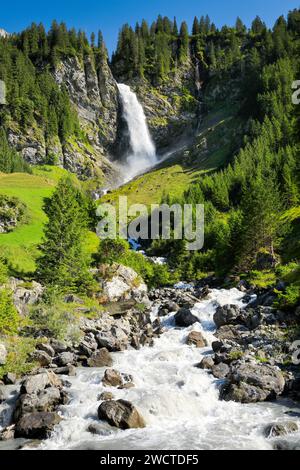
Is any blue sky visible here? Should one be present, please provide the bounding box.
[1,0,299,55]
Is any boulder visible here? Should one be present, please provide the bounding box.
[54,366,76,376]
[50,339,67,354]
[212,341,223,353]
[3,372,16,385]
[99,392,114,401]
[100,264,147,302]
[174,308,199,327]
[215,325,249,345]
[21,373,50,395]
[212,363,230,379]
[78,334,98,357]
[198,285,211,300]
[222,363,285,403]
[87,348,113,368]
[186,331,207,348]
[159,302,179,316]
[21,371,62,395]
[102,369,123,388]
[197,357,215,370]
[0,344,7,365]
[98,400,146,430]
[264,421,298,438]
[9,279,44,316]
[56,352,75,367]
[14,387,62,421]
[96,326,128,352]
[158,308,169,318]
[213,305,242,328]
[36,343,55,358]
[15,412,62,439]
[32,350,52,367]
[0,425,15,441]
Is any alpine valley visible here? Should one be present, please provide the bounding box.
[0,7,300,452]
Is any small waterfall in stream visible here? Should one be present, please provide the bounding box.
[117,84,157,182]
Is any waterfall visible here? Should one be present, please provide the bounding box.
[117,83,157,182]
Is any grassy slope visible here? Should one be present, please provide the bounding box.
[0,166,99,274]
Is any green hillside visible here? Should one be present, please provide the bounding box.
[0,166,99,274]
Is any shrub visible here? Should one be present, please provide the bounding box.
[0,337,37,380]
[29,297,83,343]
[0,288,22,335]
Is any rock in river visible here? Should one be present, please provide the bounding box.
[221,362,285,403]
[87,348,113,368]
[98,400,146,430]
[174,308,199,327]
[15,412,62,439]
[186,331,207,348]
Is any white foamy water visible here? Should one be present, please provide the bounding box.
[41,288,300,450]
[117,84,157,182]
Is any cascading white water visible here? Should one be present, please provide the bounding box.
[117,84,157,182]
[40,288,300,451]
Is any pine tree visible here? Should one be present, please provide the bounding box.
[238,175,281,269]
[192,17,200,36]
[173,17,178,36]
[251,16,266,34]
[236,17,246,33]
[37,178,93,292]
[178,21,189,64]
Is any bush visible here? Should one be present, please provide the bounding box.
[276,284,300,311]
[0,288,22,335]
[29,296,83,343]
[0,337,37,380]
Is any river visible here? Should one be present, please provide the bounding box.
[37,288,300,451]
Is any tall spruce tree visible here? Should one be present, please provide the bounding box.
[37,178,93,292]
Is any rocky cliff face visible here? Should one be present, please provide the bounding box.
[125,61,202,154]
[52,54,122,183]
[6,52,202,182]
[6,54,122,185]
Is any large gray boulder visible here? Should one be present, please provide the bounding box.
[100,264,147,302]
[9,278,44,316]
[213,305,242,328]
[14,387,62,421]
[214,304,263,331]
[174,308,199,327]
[21,371,62,395]
[15,412,62,439]
[98,400,146,430]
[56,352,75,367]
[222,363,285,403]
[96,326,128,352]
